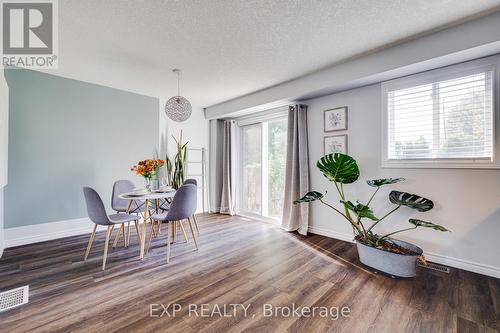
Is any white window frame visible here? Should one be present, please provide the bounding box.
[381,55,500,169]
[235,107,289,223]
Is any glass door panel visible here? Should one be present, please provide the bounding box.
[241,124,262,215]
[267,118,287,219]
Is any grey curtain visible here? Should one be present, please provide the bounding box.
[220,120,236,215]
[281,104,310,235]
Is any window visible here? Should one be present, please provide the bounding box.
[382,57,499,168]
[238,110,288,221]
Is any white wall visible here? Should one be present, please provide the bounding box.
[159,100,209,212]
[0,189,4,258]
[208,119,224,213]
[307,84,500,277]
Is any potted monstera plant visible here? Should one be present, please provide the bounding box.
[295,153,449,277]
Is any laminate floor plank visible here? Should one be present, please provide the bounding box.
[0,213,498,333]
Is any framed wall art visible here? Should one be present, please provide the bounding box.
[324,106,348,132]
[324,135,347,154]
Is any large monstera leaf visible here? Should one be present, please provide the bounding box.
[389,191,434,212]
[342,201,378,221]
[409,219,449,232]
[294,191,324,204]
[316,153,359,184]
[367,178,405,187]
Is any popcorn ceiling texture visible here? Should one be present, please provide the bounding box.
[45,0,500,109]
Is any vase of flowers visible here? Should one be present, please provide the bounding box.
[131,159,165,192]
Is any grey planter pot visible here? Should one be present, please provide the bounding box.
[356,239,423,278]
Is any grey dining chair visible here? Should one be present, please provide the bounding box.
[158,178,200,238]
[159,178,197,212]
[181,178,200,235]
[183,178,197,186]
[147,184,198,263]
[111,180,145,248]
[83,186,140,270]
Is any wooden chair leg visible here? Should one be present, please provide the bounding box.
[192,214,200,235]
[146,221,155,253]
[84,224,97,261]
[121,223,126,247]
[152,221,158,237]
[113,224,123,248]
[179,220,189,243]
[102,225,113,270]
[126,222,131,247]
[134,220,142,244]
[173,221,177,243]
[187,217,198,250]
[166,222,172,263]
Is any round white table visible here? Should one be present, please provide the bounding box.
[119,189,176,259]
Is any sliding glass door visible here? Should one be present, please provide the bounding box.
[239,115,287,221]
[241,124,262,215]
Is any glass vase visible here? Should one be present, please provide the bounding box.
[151,175,160,191]
[144,177,152,192]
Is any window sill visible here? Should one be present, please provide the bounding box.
[381,159,500,169]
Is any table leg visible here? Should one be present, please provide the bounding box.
[140,200,149,259]
[126,200,133,214]
[155,199,161,235]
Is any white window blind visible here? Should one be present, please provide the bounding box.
[386,68,494,162]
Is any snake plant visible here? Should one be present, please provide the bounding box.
[166,131,188,190]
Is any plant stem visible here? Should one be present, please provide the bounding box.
[319,199,348,220]
[334,181,354,221]
[366,187,380,206]
[366,205,400,233]
[319,199,362,235]
[358,217,367,236]
[333,181,344,200]
[376,226,418,245]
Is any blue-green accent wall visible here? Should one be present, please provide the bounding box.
[5,69,159,228]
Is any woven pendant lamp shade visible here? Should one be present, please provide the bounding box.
[165,69,192,122]
[165,96,192,122]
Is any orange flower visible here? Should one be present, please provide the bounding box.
[131,159,165,179]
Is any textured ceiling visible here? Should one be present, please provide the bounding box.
[47,0,500,110]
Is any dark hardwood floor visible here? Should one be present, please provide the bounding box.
[0,214,498,332]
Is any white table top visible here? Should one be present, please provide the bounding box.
[119,189,176,200]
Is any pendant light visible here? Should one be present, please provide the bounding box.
[165,69,192,122]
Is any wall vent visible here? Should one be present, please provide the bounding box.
[418,262,450,273]
[0,285,29,313]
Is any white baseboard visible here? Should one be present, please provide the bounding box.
[308,225,500,279]
[308,226,355,243]
[4,218,99,248]
[423,251,500,279]
[0,232,3,258]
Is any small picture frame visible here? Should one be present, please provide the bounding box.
[324,135,347,154]
[324,106,348,132]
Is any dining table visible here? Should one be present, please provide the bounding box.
[119,189,176,259]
